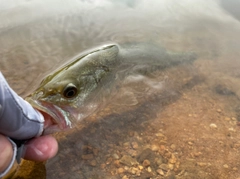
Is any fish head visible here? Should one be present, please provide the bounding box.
[26,44,120,131]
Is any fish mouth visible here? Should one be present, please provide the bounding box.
[26,97,72,134]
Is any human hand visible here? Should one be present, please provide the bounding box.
[0,72,58,177]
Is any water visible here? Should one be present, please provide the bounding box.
[1,0,240,178]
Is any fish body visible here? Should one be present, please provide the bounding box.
[26,43,196,131]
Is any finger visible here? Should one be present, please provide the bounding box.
[23,135,58,162]
[0,134,13,173]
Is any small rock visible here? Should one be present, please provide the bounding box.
[159,164,169,171]
[194,152,202,157]
[89,160,97,166]
[112,153,120,159]
[142,159,151,167]
[147,166,152,172]
[168,154,177,164]
[156,157,163,165]
[119,155,138,166]
[81,154,94,160]
[100,163,106,169]
[106,157,113,165]
[131,167,139,175]
[170,144,176,150]
[157,169,164,175]
[131,168,136,175]
[228,128,235,132]
[122,175,128,179]
[188,142,193,146]
[209,123,217,129]
[225,117,231,121]
[117,168,124,174]
[164,173,177,179]
[132,142,139,149]
[128,149,137,157]
[155,133,165,137]
[93,148,99,156]
[123,142,130,147]
[113,160,121,167]
[197,162,207,167]
[223,164,229,168]
[151,144,159,151]
[137,148,156,163]
[168,163,174,170]
[217,109,222,113]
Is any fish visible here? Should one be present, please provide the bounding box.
[26,43,196,133]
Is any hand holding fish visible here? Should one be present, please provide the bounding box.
[0,72,58,178]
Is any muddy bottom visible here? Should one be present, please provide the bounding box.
[11,55,240,179]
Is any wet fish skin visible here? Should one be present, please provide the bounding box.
[26,44,120,129]
[26,43,197,129]
[31,44,119,105]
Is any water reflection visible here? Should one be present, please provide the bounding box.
[0,0,240,178]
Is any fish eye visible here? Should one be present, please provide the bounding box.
[63,83,78,98]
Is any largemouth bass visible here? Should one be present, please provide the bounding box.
[26,43,196,133]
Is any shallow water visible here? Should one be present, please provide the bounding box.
[1,0,240,178]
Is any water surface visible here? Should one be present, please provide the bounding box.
[1,0,240,178]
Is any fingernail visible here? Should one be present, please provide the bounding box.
[30,141,49,157]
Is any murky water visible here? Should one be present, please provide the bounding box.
[1,0,240,178]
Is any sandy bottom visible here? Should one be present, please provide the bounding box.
[10,54,240,179]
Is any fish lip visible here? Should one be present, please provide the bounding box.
[26,97,71,130]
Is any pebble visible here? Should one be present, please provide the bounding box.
[197,162,207,167]
[142,159,151,167]
[156,158,163,165]
[233,167,238,171]
[159,164,169,171]
[117,168,124,174]
[228,128,235,132]
[151,144,159,151]
[168,163,174,170]
[119,155,138,166]
[130,167,139,175]
[155,133,165,137]
[223,164,229,168]
[170,144,176,150]
[81,154,94,160]
[168,154,177,164]
[122,175,128,179]
[113,160,121,167]
[194,152,202,157]
[100,163,106,169]
[136,148,155,163]
[225,117,231,121]
[147,166,152,172]
[217,109,222,113]
[132,142,139,149]
[112,153,120,159]
[123,142,130,147]
[157,169,164,175]
[89,160,97,166]
[106,157,112,165]
[128,149,137,157]
[93,148,99,156]
[209,123,217,129]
